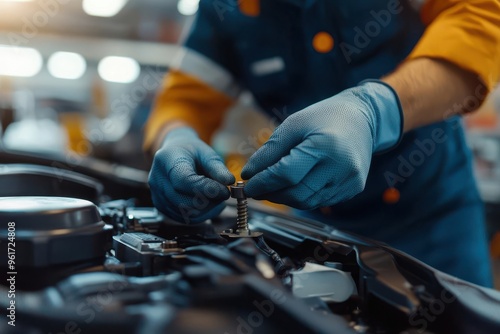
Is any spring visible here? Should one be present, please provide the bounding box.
[236,199,249,231]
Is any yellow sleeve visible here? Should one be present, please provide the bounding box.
[143,70,234,153]
[407,0,500,90]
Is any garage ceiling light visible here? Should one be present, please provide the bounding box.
[47,52,87,80]
[82,0,128,17]
[98,56,140,84]
[0,45,42,77]
[177,0,199,16]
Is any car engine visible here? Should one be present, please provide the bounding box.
[1,162,500,334]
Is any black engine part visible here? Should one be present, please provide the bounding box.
[0,164,103,203]
[0,180,499,333]
[0,196,112,290]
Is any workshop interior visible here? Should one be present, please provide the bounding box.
[1,1,500,333]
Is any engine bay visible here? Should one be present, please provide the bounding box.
[1,163,500,334]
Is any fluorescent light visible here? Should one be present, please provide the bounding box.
[0,45,42,77]
[47,52,86,80]
[177,0,199,16]
[98,56,140,84]
[82,0,128,17]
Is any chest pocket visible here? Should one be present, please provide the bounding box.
[334,0,415,65]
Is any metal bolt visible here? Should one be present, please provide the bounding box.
[231,181,249,235]
[220,182,261,238]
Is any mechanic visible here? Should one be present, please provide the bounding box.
[144,0,500,287]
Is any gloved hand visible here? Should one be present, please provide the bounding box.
[241,80,403,209]
[149,127,235,223]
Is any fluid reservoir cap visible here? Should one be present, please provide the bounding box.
[290,262,357,302]
[0,196,102,231]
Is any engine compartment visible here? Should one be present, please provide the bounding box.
[1,163,500,334]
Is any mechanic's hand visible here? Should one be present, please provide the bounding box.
[241,80,403,209]
[149,127,235,223]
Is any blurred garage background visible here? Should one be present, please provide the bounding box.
[0,0,499,288]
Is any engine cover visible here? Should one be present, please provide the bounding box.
[0,196,112,289]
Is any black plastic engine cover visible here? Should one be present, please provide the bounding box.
[0,164,103,203]
[0,196,112,267]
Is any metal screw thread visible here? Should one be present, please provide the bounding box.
[236,199,249,232]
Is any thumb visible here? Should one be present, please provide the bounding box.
[241,122,302,180]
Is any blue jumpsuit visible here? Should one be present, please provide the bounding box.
[176,0,494,286]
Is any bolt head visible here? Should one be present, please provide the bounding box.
[230,182,246,199]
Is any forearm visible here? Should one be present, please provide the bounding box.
[143,70,233,155]
[382,57,487,132]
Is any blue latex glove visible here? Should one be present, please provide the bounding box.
[241,80,403,209]
[148,127,235,223]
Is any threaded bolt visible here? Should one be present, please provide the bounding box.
[231,181,250,235]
